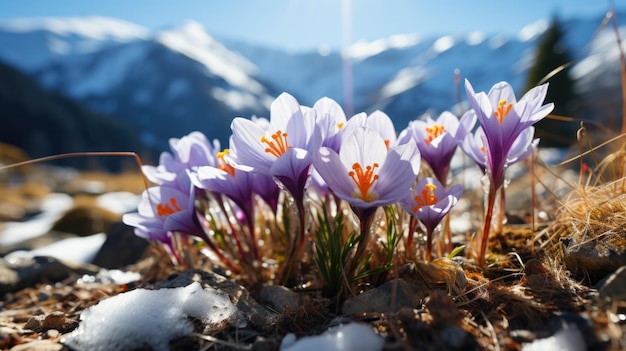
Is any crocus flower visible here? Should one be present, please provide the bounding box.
[342,110,398,148]
[464,79,553,265]
[314,126,420,210]
[461,122,539,173]
[314,125,420,277]
[142,131,219,192]
[191,146,280,262]
[229,93,321,278]
[409,111,476,184]
[464,80,553,187]
[229,92,320,200]
[122,183,204,263]
[313,96,347,153]
[400,177,462,261]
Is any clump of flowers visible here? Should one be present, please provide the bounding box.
[122,78,551,292]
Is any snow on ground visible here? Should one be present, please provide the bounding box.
[0,193,73,246]
[62,282,237,351]
[4,233,106,264]
[280,322,385,351]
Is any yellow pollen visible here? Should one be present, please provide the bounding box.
[348,162,379,201]
[494,99,513,124]
[337,122,345,129]
[217,149,235,176]
[156,197,182,216]
[425,124,446,145]
[261,130,291,158]
[412,183,438,212]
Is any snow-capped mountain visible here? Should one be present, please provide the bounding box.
[0,13,621,152]
[0,17,277,150]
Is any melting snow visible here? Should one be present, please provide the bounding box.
[466,31,485,46]
[156,20,264,95]
[62,282,236,351]
[0,16,150,41]
[348,34,420,60]
[5,233,106,264]
[211,87,270,111]
[0,193,73,246]
[522,325,585,351]
[432,35,455,53]
[280,322,384,351]
[518,19,549,42]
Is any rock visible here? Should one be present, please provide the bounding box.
[91,222,150,269]
[562,236,626,284]
[51,204,120,236]
[260,285,301,312]
[342,279,423,315]
[441,325,468,349]
[597,265,626,303]
[155,269,275,329]
[0,256,99,294]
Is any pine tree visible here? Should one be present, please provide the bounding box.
[524,16,579,147]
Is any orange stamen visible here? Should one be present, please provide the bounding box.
[337,122,345,129]
[412,183,438,212]
[156,197,182,216]
[217,149,235,176]
[424,124,446,145]
[494,100,513,124]
[261,130,291,158]
[348,162,379,201]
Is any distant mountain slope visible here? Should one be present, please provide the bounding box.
[0,13,622,152]
[0,60,146,170]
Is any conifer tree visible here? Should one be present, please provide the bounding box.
[524,16,578,147]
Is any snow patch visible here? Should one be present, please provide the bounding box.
[280,322,384,351]
[0,16,150,41]
[466,31,485,46]
[67,43,149,97]
[0,193,73,245]
[518,19,549,42]
[156,21,264,94]
[522,325,585,351]
[211,87,269,111]
[62,282,236,351]
[5,233,106,264]
[348,34,420,60]
[432,35,455,53]
[379,67,426,99]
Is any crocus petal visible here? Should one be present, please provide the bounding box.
[374,142,421,205]
[340,127,388,172]
[313,147,358,202]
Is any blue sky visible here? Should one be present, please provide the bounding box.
[0,0,621,51]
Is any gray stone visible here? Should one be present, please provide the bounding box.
[342,279,423,315]
[260,285,301,312]
[597,265,626,302]
[0,256,99,294]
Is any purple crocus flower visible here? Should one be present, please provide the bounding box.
[461,123,539,173]
[464,79,553,265]
[464,80,553,187]
[314,125,420,276]
[313,96,347,153]
[229,92,320,199]
[142,131,219,192]
[229,93,321,278]
[409,111,476,184]
[314,126,421,210]
[342,110,398,148]
[122,183,204,262]
[400,177,462,261]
